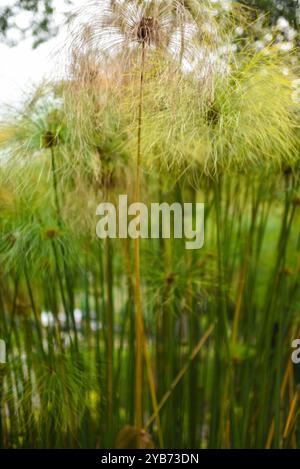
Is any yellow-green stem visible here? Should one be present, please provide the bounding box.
[134,42,145,429]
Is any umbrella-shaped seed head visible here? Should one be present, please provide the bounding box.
[136,16,160,45]
[42,130,59,149]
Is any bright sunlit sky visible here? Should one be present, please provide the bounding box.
[0,0,85,109]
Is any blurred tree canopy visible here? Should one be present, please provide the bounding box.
[0,0,299,48]
[0,0,72,48]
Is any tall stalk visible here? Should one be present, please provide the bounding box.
[105,238,114,427]
[134,41,145,429]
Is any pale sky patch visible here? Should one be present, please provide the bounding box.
[0,0,85,110]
